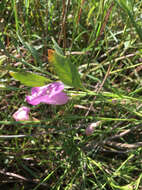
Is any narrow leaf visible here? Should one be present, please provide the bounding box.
[51,37,63,55]
[17,34,41,64]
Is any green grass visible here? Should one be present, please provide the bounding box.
[0,0,142,189]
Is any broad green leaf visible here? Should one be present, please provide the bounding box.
[10,71,51,87]
[48,49,83,89]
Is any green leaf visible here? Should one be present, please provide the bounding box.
[51,37,63,55]
[17,34,42,65]
[48,50,83,89]
[10,71,51,87]
[48,39,83,89]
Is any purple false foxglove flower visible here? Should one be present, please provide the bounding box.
[13,106,30,121]
[26,81,68,106]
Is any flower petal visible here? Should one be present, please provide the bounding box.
[13,106,30,121]
[31,86,48,95]
[26,81,68,105]
[47,82,64,97]
[42,92,68,105]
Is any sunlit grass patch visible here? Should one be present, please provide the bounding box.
[0,0,142,189]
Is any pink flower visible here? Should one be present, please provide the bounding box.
[13,106,30,121]
[26,81,68,106]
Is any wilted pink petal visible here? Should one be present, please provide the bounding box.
[85,121,101,136]
[26,81,68,105]
[85,124,95,136]
[13,106,30,121]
